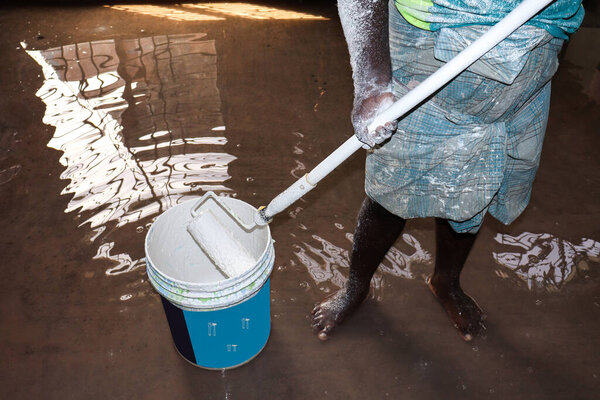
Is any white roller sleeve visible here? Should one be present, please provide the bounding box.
[261,0,554,223]
[187,210,256,278]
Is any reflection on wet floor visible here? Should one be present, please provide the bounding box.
[107,3,328,22]
[293,230,432,300]
[181,3,328,20]
[493,232,600,291]
[27,33,234,276]
[107,4,225,22]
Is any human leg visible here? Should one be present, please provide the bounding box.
[428,218,485,341]
[311,196,406,340]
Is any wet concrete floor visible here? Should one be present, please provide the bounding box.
[0,1,599,399]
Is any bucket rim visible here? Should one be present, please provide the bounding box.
[144,196,273,288]
[146,242,274,300]
[146,242,274,295]
[148,257,273,311]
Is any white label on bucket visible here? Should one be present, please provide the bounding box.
[227,344,238,352]
[241,318,250,330]
[208,322,217,336]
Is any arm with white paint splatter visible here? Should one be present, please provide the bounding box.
[338,0,397,147]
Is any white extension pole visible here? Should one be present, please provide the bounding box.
[261,0,554,223]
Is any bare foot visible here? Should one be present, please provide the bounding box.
[427,276,486,341]
[310,287,368,341]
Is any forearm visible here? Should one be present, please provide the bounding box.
[337,0,392,99]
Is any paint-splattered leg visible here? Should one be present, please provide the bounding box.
[311,197,405,340]
[428,218,485,341]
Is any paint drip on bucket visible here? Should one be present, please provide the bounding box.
[145,196,274,369]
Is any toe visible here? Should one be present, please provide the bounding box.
[310,315,324,329]
[318,324,334,341]
[457,322,475,342]
[458,316,486,341]
[425,275,433,288]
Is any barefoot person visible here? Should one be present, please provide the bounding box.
[311,0,584,341]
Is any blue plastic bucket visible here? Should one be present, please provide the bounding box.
[145,197,275,369]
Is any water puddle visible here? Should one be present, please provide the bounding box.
[27,33,235,293]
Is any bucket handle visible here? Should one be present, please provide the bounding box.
[191,191,256,232]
